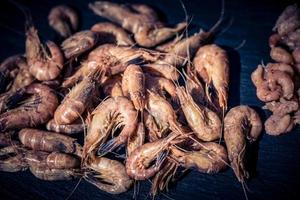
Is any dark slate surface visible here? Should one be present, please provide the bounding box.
[1,0,300,200]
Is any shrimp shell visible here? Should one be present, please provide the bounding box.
[46,119,85,135]
[29,165,79,181]
[265,114,294,136]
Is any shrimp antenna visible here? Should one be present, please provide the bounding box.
[7,0,32,27]
[64,177,83,200]
[234,39,247,50]
[209,0,226,34]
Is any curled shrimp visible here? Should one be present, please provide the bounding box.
[224,105,262,183]
[0,84,59,131]
[82,96,138,160]
[89,1,187,47]
[0,55,27,93]
[251,65,293,102]
[142,63,179,81]
[46,119,85,135]
[91,22,134,46]
[193,44,229,111]
[54,71,100,125]
[127,122,145,156]
[176,86,221,141]
[265,114,294,136]
[126,133,179,180]
[84,156,133,194]
[25,151,80,169]
[29,165,80,181]
[19,128,82,156]
[102,75,124,97]
[170,142,228,173]
[270,47,294,64]
[48,5,79,38]
[26,25,64,81]
[122,64,145,111]
[0,145,27,172]
[61,30,98,59]
[62,44,159,88]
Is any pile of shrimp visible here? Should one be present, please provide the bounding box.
[251,4,300,136]
[1,1,269,198]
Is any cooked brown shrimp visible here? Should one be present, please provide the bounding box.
[0,55,27,93]
[144,111,161,142]
[82,96,138,160]
[89,1,187,47]
[193,44,229,111]
[122,64,145,111]
[265,114,294,136]
[270,47,294,64]
[264,62,294,77]
[48,5,79,38]
[46,119,85,135]
[127,122,145,156]
[145,74,177,101]
[54,71,99,125]
[224,105,262,183]
[263,98,299,115]
[19,128,82,156]
[176,86,221,141]
[170,142,228,173]
[126,133,179,180]
[29,165,79,181]
[185,70,207,107]
[25,151,80,169]
[252,67,281,102]
[62,44,159,88]
[0,144,27,172]
[10,67,35,92]
[102,75,124,97]
[26,25,64,81]
[0,84,59,131]
[142,63,179,81]
[84,156,133,194]
[91,22,134,46]
[282,28,300,50]
[61,30,98,59]
[0,132,20,147]
[146,91,186,135]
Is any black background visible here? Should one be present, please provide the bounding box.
[1,0,300,200]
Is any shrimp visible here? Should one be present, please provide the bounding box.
[84,156,133,194]
[185,70,207,107]
[282,28,300,50]
[176,86,221,141]
[145,74,178,101]
[193,44,229,111]
[224,105,262,183]
[265,114,294,136]
[0,145,27,172]
[127,122,145,156]
[0,84,59,131]
[170,142,228,173]
[146,91,186,136]
[122,64,145,111]
[26,25,64,81]
[29,165,80,181]
[268,33,281,48]
[62,44,159,88]
[144,111,161,142]
[102,75,124,97]
[251,65,290,102]
[0,132,20,147]
[82,97,137,160]
[264,62,294,77]
[0,55,27,93]
[270,47,294,64]
[48,5,79,38]
[263,98,299,115]
[10,67,35,92]
[89,1,187,47]
[125,133,179,180]
[25,151,80,169]
[91,22,134,46]
[61,30,98,59]
[18,128,82,156]
[46,119,85,135]
[54,70,100,125]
